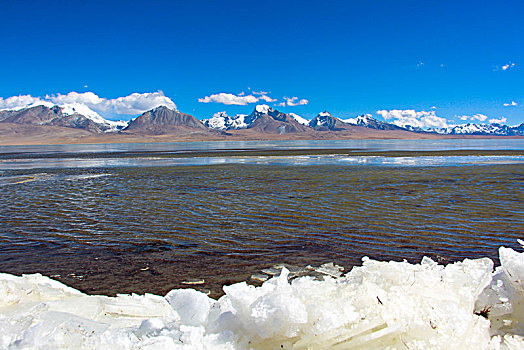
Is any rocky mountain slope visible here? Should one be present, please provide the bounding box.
[1,102,522,138]
[309,111,353,131]
[202,112,248,130]
[245,105,311,134]
[0,105,125,133]
[430,123,524,136]
[123,106,209,135]
[342,114,406,131]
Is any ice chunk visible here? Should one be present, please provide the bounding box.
[315,262,344,278]
[165,289,212,327]
[476,246,524,340]
[3,245,524,348]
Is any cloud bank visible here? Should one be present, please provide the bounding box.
[376,109,449,129]
[198,93,259,105]
[488,117,507,124]
[198,91,307,107]
[456,114,488,122]
[0,91,177,117]
[47,91,177,115]
[283,97,309,106]
[0,95,50,110]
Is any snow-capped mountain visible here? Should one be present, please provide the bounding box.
[0,104,128,133]
[245,104,283,125]
[309,111,351,131]
[342,114,405,131]
[203,111,248,130]
[430,123,524,136]
[245,105,311,134]
[2,99,522,138]
[58,103,128,131]
[288,113,310,125]
[309,111,331,127]
[124,106,208,135]
[203,105,311,134]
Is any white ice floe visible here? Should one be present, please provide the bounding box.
[2,245,524,349]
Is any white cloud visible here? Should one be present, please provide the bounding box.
[0,95,49,110]
[376,109,449,129]
[0,91,177,116]
[106,92,176,115]
[46,91,177,115]
[252,91,269,96]
[198,91,306,106]
[198,92,259,105]
[455,114,488,122]
[259,95,277,103]
[472,114,487,122]
[503,101,518,107]
[454,114,509,125]
[284,96,309,106]
[48,91,105,107]
[501,62,516,71]
[489,117,507,124]
[198,91,279,105]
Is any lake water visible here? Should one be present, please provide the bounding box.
[1,138,524,155]
[0,139,522,297]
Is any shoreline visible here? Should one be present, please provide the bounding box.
[0,123,523,147]
[1,244,524,348]
[1,147,524,160]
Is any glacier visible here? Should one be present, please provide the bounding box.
[2,245,524,349]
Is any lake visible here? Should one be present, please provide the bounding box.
[0,139,522,297]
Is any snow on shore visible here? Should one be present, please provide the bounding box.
[2,245,524,349]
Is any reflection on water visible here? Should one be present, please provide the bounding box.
[0,161,522,297]
[0,154,523,170]
[1,138,524,155]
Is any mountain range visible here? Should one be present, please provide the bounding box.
[200,106,523,136]
[0,103,523,139]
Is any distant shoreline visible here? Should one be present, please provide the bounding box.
[3,148,523,160]
[0,123,523,147]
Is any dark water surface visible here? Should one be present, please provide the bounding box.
[0,140,523,297]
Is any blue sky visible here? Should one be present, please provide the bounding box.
[0,0,522,127]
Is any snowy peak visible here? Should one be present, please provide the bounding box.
[309,111,332,127]
[58,103,126,131]
[342,114,373,126]
[60,103,104,122]
[246,104,279,125]
[203,111,248,130]
[288,113,310,126]
[255,104,271,114]
[0,104,128,133]
[308,111,348,130]
[342,114,404,131]
[432,123,524,136]
[204,105,310,134]
[242,105,311,134]
[0,103,128,132]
